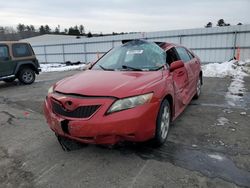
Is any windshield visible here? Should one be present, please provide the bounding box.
[92,40,166,71]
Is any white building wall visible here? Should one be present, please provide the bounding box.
[23,25,250,64]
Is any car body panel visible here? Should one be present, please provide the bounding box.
[44,40,202,145]
[55,70,163,98]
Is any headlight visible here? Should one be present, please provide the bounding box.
[107,93,153,114]
[48,86,54,94]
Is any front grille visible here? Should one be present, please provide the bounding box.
[51,100,100,118]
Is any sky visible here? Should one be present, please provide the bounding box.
[0,0,249,33]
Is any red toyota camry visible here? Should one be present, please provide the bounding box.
[44,40,202,148]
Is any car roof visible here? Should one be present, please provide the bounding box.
[156,42,182,50]
[0,41,30,45]
[121,39,180,51]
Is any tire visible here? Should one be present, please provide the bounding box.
[193,76,202,99]
[153,99,171,146]
[18,68,36,84]
[3,77,16,83]
[56,135,88,151]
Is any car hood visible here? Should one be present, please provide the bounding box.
[54,70,163,98]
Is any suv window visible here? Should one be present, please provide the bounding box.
[12,43,32,57]
[175,47,191,63]
[0,45,9,61]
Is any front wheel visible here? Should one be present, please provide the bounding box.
[153,99,171,146]
[18,68,36,84]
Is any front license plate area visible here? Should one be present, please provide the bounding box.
[61,119,70,135]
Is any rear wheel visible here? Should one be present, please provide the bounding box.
[193,76,202,99]
[153,99,171,146]
[18,68,36,84]
[3,77,16,83]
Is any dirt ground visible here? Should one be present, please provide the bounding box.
[0,70,249,188]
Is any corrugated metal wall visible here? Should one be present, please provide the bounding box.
[26,24,250,64]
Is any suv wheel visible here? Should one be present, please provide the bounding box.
[3,77,16,83]
[18,68,36,84]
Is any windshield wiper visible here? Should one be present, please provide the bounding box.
[99,65,114,71]
[151,65,165,71]
[121,65,143,71]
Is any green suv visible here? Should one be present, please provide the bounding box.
[0,41,41,84]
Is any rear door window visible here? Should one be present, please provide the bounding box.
[0,45,9,61]
[175,47,191,63]
[12,43,32,57]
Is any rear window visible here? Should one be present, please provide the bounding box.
[12,43,32,57]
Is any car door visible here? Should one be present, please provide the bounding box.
[0,44,14,77]
[175,47,195,98]
[186,49,200,87]
[166,47,189,115]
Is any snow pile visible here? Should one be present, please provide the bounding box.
[202,60,249,78]
[40,63,87,73]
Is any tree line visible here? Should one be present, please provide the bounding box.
[0,23,133,38]
[205,19,243,28]
[2,24,93,37]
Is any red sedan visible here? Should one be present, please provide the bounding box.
[44,40,202,148]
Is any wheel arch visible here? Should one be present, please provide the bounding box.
[15,62,38,75]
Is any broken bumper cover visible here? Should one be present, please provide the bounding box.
[43,94,160,145]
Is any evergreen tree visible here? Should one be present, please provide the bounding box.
[44,25,51,33]
[17,23,25,33]
[87,32,93,37]
[39,25,46,34]
[205,22,212,28]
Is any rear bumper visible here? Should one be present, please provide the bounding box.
[36,67,41,74]
[44,94,160,145]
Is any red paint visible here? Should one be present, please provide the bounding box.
[44,42,202,145]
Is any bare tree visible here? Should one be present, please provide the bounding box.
[79,25,85,34]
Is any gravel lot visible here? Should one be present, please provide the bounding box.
[0,70,249,188]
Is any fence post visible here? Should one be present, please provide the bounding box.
[44,45,47,63]
[84,43,87,63]
[62,44,65,63]
[179,35,182,44]
[233,31,238,59]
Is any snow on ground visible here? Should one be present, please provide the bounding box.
[202,60,249,78]
[202,60,250,107]
[40,63,87,73]
[225,74,246,107]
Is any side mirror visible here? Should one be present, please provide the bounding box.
[86,62,94,70]
[170,60,184,72]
